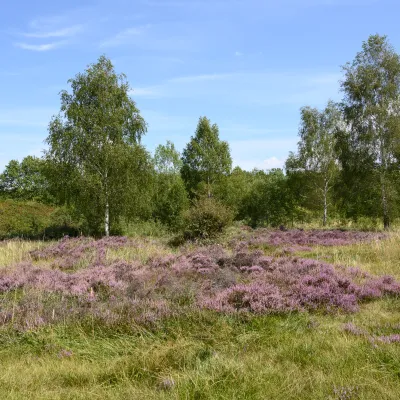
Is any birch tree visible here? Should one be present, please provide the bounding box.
[287,101,341,226]
[45,55,148,236]
[181,116,232,198]
[341,34,400,229]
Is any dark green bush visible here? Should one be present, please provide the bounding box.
[0,200,80,239]
[182,197,233,240]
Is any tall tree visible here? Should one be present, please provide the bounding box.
[181,116,232,198]
[286,101,341,226]
[341,34,400,229]
[45,55,149,236]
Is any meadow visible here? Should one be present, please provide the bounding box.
[1,228,400,399]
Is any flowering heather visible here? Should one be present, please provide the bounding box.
[342,322,400,346]
[240,229,387,248]
[29,235,130,269]
[201,256,400,314]
[202,282,298,314]
[0,234,400,330]
[333,386,360,400]
[343,323,368,336]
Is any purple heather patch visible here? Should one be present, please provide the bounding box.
[0,233,398,330]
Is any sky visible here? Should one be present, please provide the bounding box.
[1,0,400,171]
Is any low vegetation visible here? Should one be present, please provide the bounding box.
[1,228,400,399]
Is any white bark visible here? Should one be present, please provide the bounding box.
[105,200,110,237]
[104,171,110,236]
[323,178,328,227]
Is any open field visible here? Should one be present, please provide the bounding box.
[1,229,400,399]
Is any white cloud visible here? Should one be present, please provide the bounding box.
[235,51,243,56]
[261,156,286,169]
[11,14,86,51]
[22,24,83,38]
[14,42,65,51]
[131,87,162,97]
[131,70,341,107]
[99,23,193,51]
[233,157,287,171]
[229,138,297,170]
[100,25,151,47]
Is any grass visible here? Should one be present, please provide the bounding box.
[1,230,400,399]
[0,240,47,267]
[306,232,400,278]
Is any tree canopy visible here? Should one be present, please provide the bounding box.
[45,55,151,236]
[181,116,232,198]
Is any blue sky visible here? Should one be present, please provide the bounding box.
[1,0,399,171]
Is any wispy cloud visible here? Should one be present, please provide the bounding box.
[235,51,243,56]
[100,23,194,51]
[131,70,341,107]
[22,24,83,38]
[14,42,65,52]
[12,14,85,52]
[100,25,151,47]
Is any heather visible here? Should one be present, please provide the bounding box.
[1,234,400,331]
[2,229,400,399]
[233,228,387,249]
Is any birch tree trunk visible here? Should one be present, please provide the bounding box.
[381,174,390,230]
[322,177,328,227]
[104,172,110,236]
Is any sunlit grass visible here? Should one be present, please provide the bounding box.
[2,308,400,399]
[1,230,400,399]
[305,231,400,278]
[106,240,174,264]
[0,240,47,268]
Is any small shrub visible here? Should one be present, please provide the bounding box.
[182,197,233,240]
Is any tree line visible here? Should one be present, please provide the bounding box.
[1,34,400,236]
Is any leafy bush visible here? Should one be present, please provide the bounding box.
[0,200,80,239]
[182,197,233,240]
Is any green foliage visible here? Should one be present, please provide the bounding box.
[286,101,341,226]
[182,197,233,240]
[213,167,253,217]
[153,174,189,229]
[154,140,183,174]
[240,169,293,227]
[0,156,53,203]
[0,200,80,239]
[181,116,232,198]
[119,218,169,238]
[152,142,189,229]
[44,55,151,236]
[340,34,400,229]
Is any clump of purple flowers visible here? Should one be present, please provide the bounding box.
[0,234,399,330]
[333,385,360,400]
[29,235,130,270]
[240,229,386,248]
[201,256,399,314]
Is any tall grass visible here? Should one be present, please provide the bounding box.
[0,240,46,267]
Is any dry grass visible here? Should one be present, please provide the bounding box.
[0,240,47,268]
